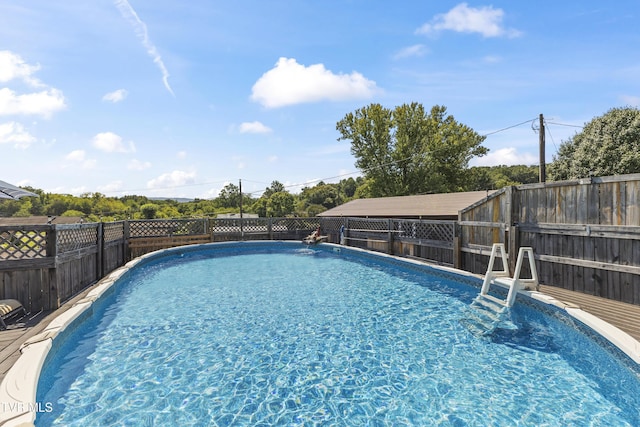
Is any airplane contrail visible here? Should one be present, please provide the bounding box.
[114,0,175,96]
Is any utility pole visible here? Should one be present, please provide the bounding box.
[239,178,243,219]
[539,113,546,183]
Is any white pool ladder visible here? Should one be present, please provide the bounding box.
[464,244,538,336]
[479,243,538,308]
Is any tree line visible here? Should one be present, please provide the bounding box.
[0,166,538,221]
[2,104,638,221]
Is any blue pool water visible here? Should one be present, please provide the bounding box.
[36,243,640,426]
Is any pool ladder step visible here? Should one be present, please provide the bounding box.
[479,243,538,308]
[464,295,510,336]
[463,243,538,336]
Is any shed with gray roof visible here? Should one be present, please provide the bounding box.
[318,191,494,219]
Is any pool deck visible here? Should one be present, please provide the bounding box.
[0,283,99,382]
[1,283,640,383]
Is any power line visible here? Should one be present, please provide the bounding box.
[103,117,559,198]
[543,118,559,153]
[545,121,583,128]
[482,118,538,136]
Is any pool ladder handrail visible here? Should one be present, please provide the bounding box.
[479,243,539,308]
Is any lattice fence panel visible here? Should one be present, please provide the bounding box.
[348,218,389,232]
[0,229,48,259]
[272,218,318,231]
[210,219,241,234]
[239,219,270,233]
[103,222,125,242]
[57,226,99,253]
[394,220,455,242]
[320,217,345,233]
[129,219,207,237]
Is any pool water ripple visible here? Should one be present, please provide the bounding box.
[36,247,640,426]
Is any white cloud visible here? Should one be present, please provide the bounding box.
[177,151,187,159]
[393,44,429,60]
[0,51,66,118]
[0,121,36,149]
[251,57,378,108]
[98,181,124,193]
[416,3,521,38]
[114,0,174,96]
[620,95,640,107]
[0,51,43,87]
[102,89,128,103]
[267,155,278,163]
[147,170,196,189]
[0,87,66,118]
[92,131,136,153]
[65,149,97,169]
[239,121,272,134]
[483,55,502,63]
[69,186,88,195]
[128,159,151,170]
[471,147,537,166]
[65,149,86,162]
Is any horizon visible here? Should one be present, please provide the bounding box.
[1,1,638,199]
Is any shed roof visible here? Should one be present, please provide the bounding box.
[318,190,494,219]
[0,216,83,226]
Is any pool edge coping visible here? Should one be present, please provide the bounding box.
[1,241,639,426]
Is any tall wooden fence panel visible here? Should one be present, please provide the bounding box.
[102,221,127,276]
[461,174,640,305]
[53,224,100,308]
[0,225,54,312]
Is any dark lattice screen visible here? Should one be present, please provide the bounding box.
[0,228,48,259]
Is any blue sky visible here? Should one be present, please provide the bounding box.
[1,1,639,199]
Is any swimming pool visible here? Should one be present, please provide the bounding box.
[6,242,640,425]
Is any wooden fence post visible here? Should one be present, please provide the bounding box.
[345,218,350,247]
[97,222,104,279]
[205,218,211,242]
[506,186,519,274]
[387,219,393,255]
[46,225,59,310]
[453,222,461,269]
[123,220,130,262]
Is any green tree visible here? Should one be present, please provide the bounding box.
[140,203,160,219]
[301,184,340,209]
[337,103,487,196]
[266,192,295,217]
[47,195,72,216]
[466,165,539,190]
[339,177,358,198]
[61,209,86,218]
[548,107,640,180]
[251,197,268,217]
[216,183,242,209]
[262,181,286,198]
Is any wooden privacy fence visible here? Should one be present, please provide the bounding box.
[0,222,126,313]
[2,173,640,313]
[459,174,640,305]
